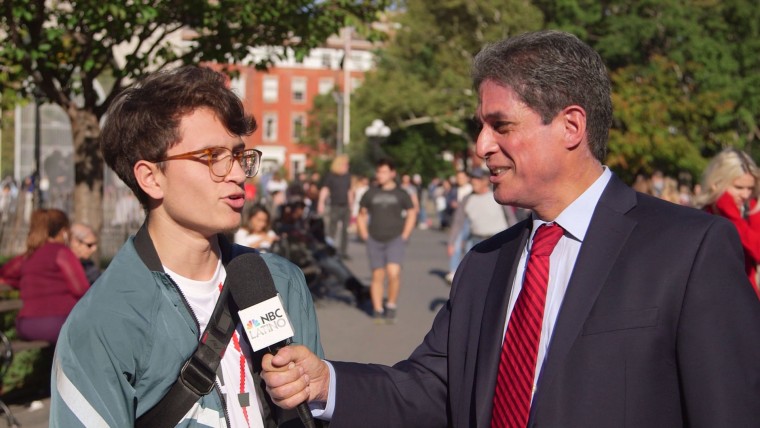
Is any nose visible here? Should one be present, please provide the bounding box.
[475,126,497,160]
[226,157,247,184]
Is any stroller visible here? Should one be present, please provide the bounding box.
[272,201,369,306]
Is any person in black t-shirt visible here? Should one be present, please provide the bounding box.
[318,155,353,259]
[357,159,416,323]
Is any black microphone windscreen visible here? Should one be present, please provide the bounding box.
[227,253,277,309]
[228,253,314,427]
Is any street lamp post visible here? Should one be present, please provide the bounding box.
[332,91,344,155]
[364,119,390,162]
[342,27,352,151]
[33,88,44,210]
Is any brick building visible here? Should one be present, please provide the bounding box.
[234,28,377,178]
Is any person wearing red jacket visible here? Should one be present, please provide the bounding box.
[0,208,90,342]
[698,148,760,299]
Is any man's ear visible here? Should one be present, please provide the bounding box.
[134,160,164,201]
[561,105,587,150]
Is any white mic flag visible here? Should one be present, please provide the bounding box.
[238,294,295,352]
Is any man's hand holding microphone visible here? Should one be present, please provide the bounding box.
[261,345,331,410]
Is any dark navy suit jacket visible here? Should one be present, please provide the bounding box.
[330,174,760,427]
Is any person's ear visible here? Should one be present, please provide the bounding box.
[134,160,165,201]
[560,105,587,150]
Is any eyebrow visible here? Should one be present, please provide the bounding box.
[198,140,246,152]
[481,111,513,123]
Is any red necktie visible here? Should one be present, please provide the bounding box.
[491,223,564,428]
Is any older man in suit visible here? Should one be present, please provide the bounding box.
[261,30,760,427]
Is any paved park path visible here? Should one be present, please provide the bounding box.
[315,227,452,365]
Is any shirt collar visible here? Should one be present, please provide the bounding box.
[531,166,612,242]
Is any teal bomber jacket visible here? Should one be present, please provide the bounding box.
[50,227,324,427]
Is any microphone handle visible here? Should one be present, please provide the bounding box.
[267,340,317,428]
[295,402,318,428]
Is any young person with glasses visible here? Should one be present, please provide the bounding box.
[50,66,325,427]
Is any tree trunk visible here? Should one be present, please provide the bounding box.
[68,107,104,235]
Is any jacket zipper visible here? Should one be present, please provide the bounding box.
[166,274,232,428]
[215,382,232,428]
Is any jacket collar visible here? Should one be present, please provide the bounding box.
[133,221,236,272]
[474,174,639,426]
[529,174,638,421]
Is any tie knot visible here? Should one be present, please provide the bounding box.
[530,223,564,257]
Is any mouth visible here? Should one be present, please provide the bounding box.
[487,165,512,182]
[225,193,246,210]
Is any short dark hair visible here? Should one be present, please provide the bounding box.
[249,204,271,222]
[100,66,257,208]
[375,158,396,171]
[471,30,612,162]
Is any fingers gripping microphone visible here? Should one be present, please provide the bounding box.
[227,253,316,428]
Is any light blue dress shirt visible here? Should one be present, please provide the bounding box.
[508,167,611,399]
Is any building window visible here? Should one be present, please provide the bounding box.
[292,77,307,104]
[321,53,332,69]
[230,75,246,100]
[263,76,278,103]
[318,78,334,95]
[292,114,305,141]
[263,113,278,142]
[290,154,306,178]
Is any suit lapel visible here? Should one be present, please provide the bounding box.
[530,175,638,419]
[474,223,531,426]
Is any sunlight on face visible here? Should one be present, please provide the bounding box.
[726,172,756,208]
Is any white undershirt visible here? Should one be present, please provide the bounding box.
[166,261,264,428]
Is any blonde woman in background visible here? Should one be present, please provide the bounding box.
[696,148,760,298]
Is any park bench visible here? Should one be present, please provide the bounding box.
[0,285,52,427]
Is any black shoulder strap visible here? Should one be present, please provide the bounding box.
[135,272,236,427]
[134,227,261,427]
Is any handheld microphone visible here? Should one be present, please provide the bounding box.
[227,253,316,428]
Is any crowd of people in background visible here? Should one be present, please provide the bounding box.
[632,168,699,207]
[234,148,760,304]
[0,144,758,351]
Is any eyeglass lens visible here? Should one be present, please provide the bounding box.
[78,238,97,248]
[210,149,260,178]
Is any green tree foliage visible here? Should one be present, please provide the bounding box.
[538,0,760,182]
[608,56,720,177]
[382,126,458,180]
[347,0,543,180]
[0,0,386,231]
[302,93,340,151]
